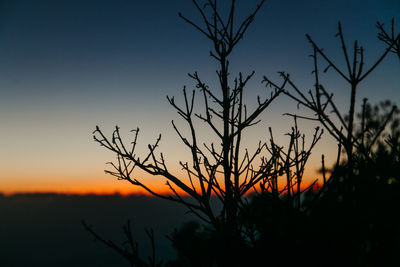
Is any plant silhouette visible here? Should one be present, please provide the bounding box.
[91,0,318,238]
[84,1,400,266]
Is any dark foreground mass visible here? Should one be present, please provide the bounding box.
[0,193,194,267]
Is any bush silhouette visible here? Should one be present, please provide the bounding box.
[85,1,400,266]
[306,103,400,266]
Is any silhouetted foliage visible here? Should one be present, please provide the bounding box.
[90,0,320,254]
[305,102,400,266]
[87,2,400,266]
[167,220,253,267]
[263,18,400,266]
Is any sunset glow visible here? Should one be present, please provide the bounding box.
[1,0,398,196]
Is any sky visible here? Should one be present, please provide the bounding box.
[0,0,399,195]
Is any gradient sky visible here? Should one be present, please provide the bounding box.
[1,0,399,195]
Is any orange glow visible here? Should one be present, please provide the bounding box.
[0,103,338,197]
[0,172,323,197]
[0,177,178,196]
[1,148,329,196]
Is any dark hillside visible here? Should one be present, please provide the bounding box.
[0,193,195,267]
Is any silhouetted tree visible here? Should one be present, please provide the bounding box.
[264,20,399,190]
[86,2,400,266]
[263,19,400,267]
[93,0,319,234]
[88,1,324,266]
[305,102,400,266]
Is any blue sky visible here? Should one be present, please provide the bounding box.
[0,0,399,194]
